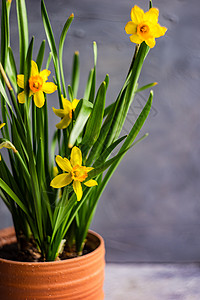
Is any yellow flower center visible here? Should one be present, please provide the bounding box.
[137,23,151,39]
[71,165,88,182]
[29,75,43,93]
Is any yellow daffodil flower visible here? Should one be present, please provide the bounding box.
[125,5,167,48]
[50,146,98,201]
[52,95,79,129]
[17,60,57,108]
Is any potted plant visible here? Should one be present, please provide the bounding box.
[0,0,167,298]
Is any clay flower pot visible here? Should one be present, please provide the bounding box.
[0,227,105,300]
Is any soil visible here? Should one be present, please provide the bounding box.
[0,241,93,262]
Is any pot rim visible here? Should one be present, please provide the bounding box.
[0,227,104,266]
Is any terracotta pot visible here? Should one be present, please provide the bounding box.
[0,227,105,300]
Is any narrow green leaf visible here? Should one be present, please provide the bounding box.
[104,74,109,90]
[68,85,74,102]
[136,82,157,93]
[16,0,29,73]
[36,40,46,71]
[97,91,153,197]
[93,135,127,167]
[93,41,97,67]
[105,42,149,146]
[7,47,18,92]
[41,0,62,107]
[68,99,93,148]
[0,79,12,111]
[24,37,34,103]
[0,178,29,215]
[82,81,106,148]
[88,42,97,103]
[86,147,131,180]
[71,51,80,99]
[59,14,74,98]
[1,0,9,69]
[103,102,114,118]
[88,91,153,181]
[46,52,52,69]
[83,68,94,100]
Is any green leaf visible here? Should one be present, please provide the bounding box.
[68,99,93,148]
[0,78,12,111]
[68,85,74,102]
[71,51,80,99]
[1,0,9,69]
[86,147,131,180]
[103,102,114,118]
[16,0,29,73]
[98,91,153,195]
[136,82,157,93]
[84,68,94,101]
[0,178,29,216]
[36,40,46,71]
[93,135,127,167]
[41,0,62,107]
[105,42,149,147]
[7,47,18,92]
[46,52,52,69]
[59,14,74,98]
[24,37,34,102]
[82,81,106,148]
[88,41,97,103]
[104,74,109,90]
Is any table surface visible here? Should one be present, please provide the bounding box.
[104,263,200,300]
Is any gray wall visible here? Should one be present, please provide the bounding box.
[0,0,200,262]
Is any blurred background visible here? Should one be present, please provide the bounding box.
[0,0,200,263]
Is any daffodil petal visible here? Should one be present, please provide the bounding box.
[130,34,143,44]
[53,166,59,177]
[70,146,82,167]
[56,115,72,129]
[18,91,26,104]
[0,153,1,161]
[145,38,156,48]
[17,75,24,89]
[55,155,72,172]
[0,123,6,130]
[144,8,159,24]
[52,107,66,118]
[84,179,98,187]
[151,24,167,38]
[50,173,72,188]
[71,99,80,111]
[125,21,137,35]
[62,97,73,112]
[33,90,45,108]
[31,60,39,77]
[73,181,83,201]
[39,69,51,82]
[86,167,94,172]
[42,82,57,94]
[131,5,144,24]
